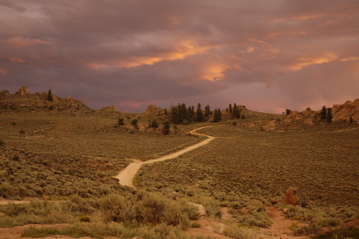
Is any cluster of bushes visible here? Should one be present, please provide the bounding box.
[0,149,125,199]
[100,192,198,229]
[0,192,207,238]
[282,204,359,236]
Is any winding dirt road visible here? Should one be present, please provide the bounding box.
[114,127,215,188]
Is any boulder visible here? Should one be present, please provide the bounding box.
[16,86,30,95]
[188,202,206,217]
[284,187,307,206]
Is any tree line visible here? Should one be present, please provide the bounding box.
[169,103,223,124]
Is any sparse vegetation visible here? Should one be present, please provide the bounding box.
[1,89,359,238]
[47,89,53,101]
[118,117,125,125]
[162,121,171,135]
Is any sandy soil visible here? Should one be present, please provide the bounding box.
[259,207,308,239]
[114,127,215,188]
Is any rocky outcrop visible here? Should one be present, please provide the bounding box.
[0,86,93,115]
[16,86,30,95]
[144,104,164,116]
[100,105,119,113]
[282,99,359,124]
[332,99,359,123]
[283,108,317,125]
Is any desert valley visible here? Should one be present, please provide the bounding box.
[0,87,358,239]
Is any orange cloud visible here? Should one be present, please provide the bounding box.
[6,36,52,47]
[290,53,338,71]
[292,14,323,21]
[9,57,25,63]
[88,41,214,70]
[202,64,227,82]
[266,31,307,39]
[0,68,8,76]
[340,56,359,62]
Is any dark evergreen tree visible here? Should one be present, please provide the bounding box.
[327,108,333,123]
[320,106,327,121]
[196,103,204,122]
[118,118,124,126]
[204,105,211,118]
[131,119,138,129]
[213,109,222,122]
[187,106,194,122]
[349,116,354,123]
[162,121,171,135]
[229,104,232,113]
[286,109,291,115]
[47,89,53,101]
[191,106,195,121]
[181,103,189,121]
[151,119,159,128]
[170,105,180,124]
[233,103,241,118]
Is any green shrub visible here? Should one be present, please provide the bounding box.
[22,227,61,238]
[100,194,134,223]
[19,129,25,134]
[131,119,138,129]
[0,139,5,146]
[80,216,91,222]
[191,222,201,228]
[12,155,20,161]
[222,224,258,239]
[311,225,359,239]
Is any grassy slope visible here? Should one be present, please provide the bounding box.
[137,124,359,206]
[0,112,202,199]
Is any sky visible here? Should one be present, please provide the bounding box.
[0,0,359,113]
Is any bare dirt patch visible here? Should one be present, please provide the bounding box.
[259,207,307,239]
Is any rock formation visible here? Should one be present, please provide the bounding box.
[332,99,359,123]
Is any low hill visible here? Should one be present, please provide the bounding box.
[0,86,94,115]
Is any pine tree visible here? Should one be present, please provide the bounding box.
[47,89,53,101]
[350,116,354,123]
[181,103,189,121]
[229,104,232,113]
[213,109,222,122]
[204,105,211,118]
[196,103,204,122]
[326,108,333,123]
[151,119,159,128]
[170,105,180,124]
[118,118,124,126]
[233,103,241,118]
[320,106,327,121]
[162,121,171,135]
[131,119,138,129]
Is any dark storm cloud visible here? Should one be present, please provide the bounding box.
[0,0,358,112]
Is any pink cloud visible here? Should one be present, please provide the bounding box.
[6,36,52,47]
[0,68,8,76]
[9,57,25,63]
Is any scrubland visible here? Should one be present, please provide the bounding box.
[1,111,359,239]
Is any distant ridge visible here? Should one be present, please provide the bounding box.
[0,86,94,115]
[282,99,359,125]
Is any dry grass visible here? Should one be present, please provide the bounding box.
[137,124,359,206]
